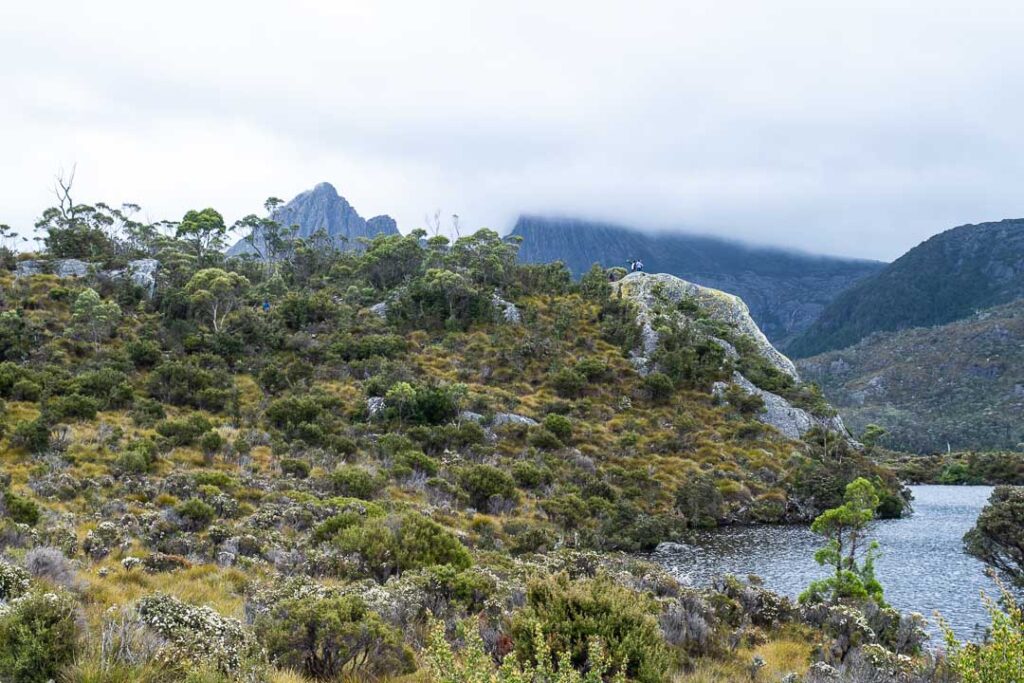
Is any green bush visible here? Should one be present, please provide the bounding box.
[3,491,41,526]
[395,449,439,477]
[279,458,311,479]
[331,333,407,361]
[458,464,519,510]
[510,574,669,683]
[675,476,724,528]
[332,512,471,583]
[575,357,610,382]
[529,427,564,450]
[942,576,1024,683]
[127,338,162,368]
[199,431,224,457]
[543,413,573,442]
[130,397,166,426]
[156,415,214,448]
[265,394,340,444]
[10,379,41,402]
[176,498,217,531]
[329,466,383,500]
[505,520,557,554]
[254,594,414,680]
[10,418,51,454]
[512,461,552,488]
[550,368,587,399]
[115,439,159,474]
[147,360,233,411]
[964,486,1024,583]
[426,617,624,683]
[0,590,80,683]
[642,372,674,403]
[48,393,100,421]
[71,368,134,409]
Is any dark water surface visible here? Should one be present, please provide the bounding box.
[651,485,998,642]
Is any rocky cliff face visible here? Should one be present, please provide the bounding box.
[614,272,850,440]
[788,218,1024,357]
[227,182,399,256]
[509,216,884,347]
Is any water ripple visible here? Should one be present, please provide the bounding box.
[650,485,1004,642]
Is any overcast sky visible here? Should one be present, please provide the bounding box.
[3,1,1024,260]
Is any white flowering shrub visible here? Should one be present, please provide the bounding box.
[0,590,80,683]
[137,593,266,682]
[83,520,122,559]
[0,558,31,601]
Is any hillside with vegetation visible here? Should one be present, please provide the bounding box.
[797,299,1024,453]
[0,192,974,683]
[509,216,885,347]
[788,218,1024,358]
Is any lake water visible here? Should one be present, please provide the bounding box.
[650,485,999,642]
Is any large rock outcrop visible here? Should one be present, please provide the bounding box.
[227,182,399,257]
[15,258,160,297]
[614,272,798,379]
[614,272,849,440]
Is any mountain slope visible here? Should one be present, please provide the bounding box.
[788,218,1024,357]
[797,299,1024,453]
[509,216,884,346]
[227,181,398,255]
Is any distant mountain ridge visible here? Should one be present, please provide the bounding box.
[508,215,885,346]
[227,182,398,256]
[788,218,1024,357]
[797,298,1024,453]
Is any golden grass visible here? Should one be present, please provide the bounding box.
[676,630,812,682]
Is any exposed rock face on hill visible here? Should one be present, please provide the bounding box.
[510,216,885,346]
[713,372,848,440]
[789,218,1024,357]
[797,299,1024,452]
[615,272,849,440]
[15,258,160,296]
[227,182,399,256]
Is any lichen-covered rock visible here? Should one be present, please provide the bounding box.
[492,412,538,427]
[14,260,44,277]
[127,258,159,296]
[368,301,389,319]
[614,272,799,380]
[491,292,522,324]
[713,372,848,440]
[366,396,386,418]
[53,258,89,278]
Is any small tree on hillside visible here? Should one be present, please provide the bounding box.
[176,208,228,265]
[70,288,121,349]
[185,268,250,333]
[800,477,884,605]
[860,423,887,451]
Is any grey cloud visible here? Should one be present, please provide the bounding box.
[3,1,1024,260]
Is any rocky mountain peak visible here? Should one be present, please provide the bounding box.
[227,182,400,256]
